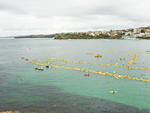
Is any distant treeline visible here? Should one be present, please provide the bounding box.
[54,33,122,39]
[14,33,123,39]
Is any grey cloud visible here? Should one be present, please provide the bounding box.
[0,0,150,36]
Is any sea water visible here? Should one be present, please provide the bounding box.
[0,38,150,113]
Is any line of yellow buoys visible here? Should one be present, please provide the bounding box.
[30,60,150,83]
[126,52,138,65]
[40,56,150,71]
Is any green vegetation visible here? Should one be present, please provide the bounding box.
[54,33,123,39]
[137,36,150,39]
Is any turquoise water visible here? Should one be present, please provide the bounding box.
[0,38,150,113]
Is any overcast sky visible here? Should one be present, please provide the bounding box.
[0,0,150,36]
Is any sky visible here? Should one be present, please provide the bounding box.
[0,0,150,36]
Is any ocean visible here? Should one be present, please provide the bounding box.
[0,38,150,113]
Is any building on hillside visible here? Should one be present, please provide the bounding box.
[125,31,133,36]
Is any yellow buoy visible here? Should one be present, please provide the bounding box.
[110,90,118,94]
[34,67,44,71]
[19,78,24,81]
[94,54,102,58]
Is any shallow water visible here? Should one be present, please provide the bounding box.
[0,38,150,113]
